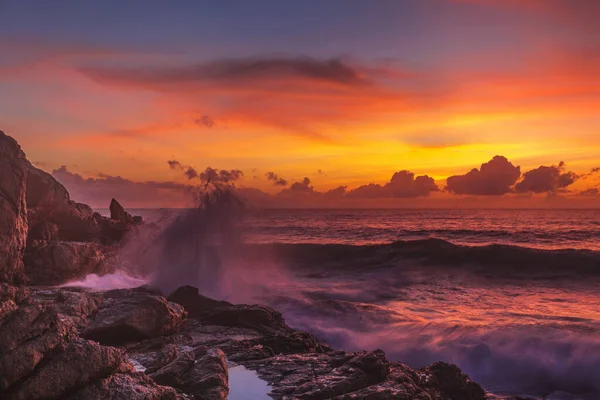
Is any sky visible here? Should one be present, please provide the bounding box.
[1,0,600,208]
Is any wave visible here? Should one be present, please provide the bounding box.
[244,238,600,277]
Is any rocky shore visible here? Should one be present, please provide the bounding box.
[0,130,506,399]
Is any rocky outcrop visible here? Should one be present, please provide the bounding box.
[0,131,29,283]
[168,285,293,335]
[0,288,184,399]
[24,241,111,285]
[26,164,102,243]
[110,198,141,225]
[83,289,186,346]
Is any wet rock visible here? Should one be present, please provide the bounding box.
[168,285,292,335]
[3,339,131,400]
[66,372,182,400]
[0,131,29,283]
[419,361,486,400]
[149,346,229,400]
[243,350,390,399]
[24,241,111,285]
[225,331,331,362]
[83,290,186,345]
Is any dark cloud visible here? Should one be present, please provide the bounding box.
[278,177,314,196]
[579,188,599,196]
[52,166,190,208]
[515,162,579,194]
[199,167,244,183]
[323,186,347,198]
[195,115,215,128]
[265,172,288,187]
[80,56,367,88]
[348,170,439,198]
[167,160,182,169]
[446,156,521,196]
[167,159,199,181]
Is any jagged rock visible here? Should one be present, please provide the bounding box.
[110,198,134,224]
[419,361,486,400]
[0,303,76,391]
[168,285,292,335]
[26,164,102,243]
[66,372,182,400]
[3,339,132,400]
[83,290,186,345]
[225,331,331,362]
[243,349,390,399]
[149,346,229,400]
[0,131,29,283]
[24,241,111,285]
[31,287,103,329]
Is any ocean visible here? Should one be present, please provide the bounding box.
[96,208,600,399]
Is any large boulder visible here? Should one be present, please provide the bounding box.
[24,241,110,285]
[0,131,29,283]
[83,290,186,345]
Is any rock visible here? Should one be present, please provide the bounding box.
[3,339,131,400]
[420,361,486,400]
[31,287,103,329]
[149,346,229,400]
[27,221,59,243]
[0,303,76,391]
[66,372,182,400]
[83,290,186,345]
[168,285,292,335]
[24,241,110,285]
[26,164,102,243]
[243,349,390,400]
[0,131,29,283]
[110,198,134,224]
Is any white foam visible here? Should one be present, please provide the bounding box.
[60,272,148,291]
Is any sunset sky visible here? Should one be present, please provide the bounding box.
[1,0,599,207]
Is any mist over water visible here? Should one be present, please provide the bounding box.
[89,207,600,399]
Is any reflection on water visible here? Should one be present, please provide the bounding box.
[228,365,270,400]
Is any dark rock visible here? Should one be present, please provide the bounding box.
[66,372,182,400]
[420,361,486,400]
[168,285,292,335]
[0,303,76,391]
[110,198,134,224]
[3,339,131,400]
[24,241,110,285]
[25,164,102,243]
[83,290,186,345]
[27,221,59,243]
[0,131,29,283]
[149,346,229,400]
[31,287,103,329]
